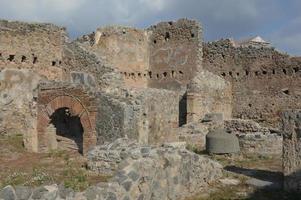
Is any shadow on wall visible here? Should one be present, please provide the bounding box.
[224,166,301,200]
[0,52,62,66]
[220,67,300,80]
[50,107,83,154]
[179,92,187,126]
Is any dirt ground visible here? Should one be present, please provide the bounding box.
[0,134,109,191]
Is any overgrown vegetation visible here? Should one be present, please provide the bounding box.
[186,144,206,154]
[0,134,24,153]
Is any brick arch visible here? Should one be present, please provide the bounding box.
[36,83,97,155]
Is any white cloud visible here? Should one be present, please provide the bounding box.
[270,17,301,55]
[40,0,85,13]
[139,0,169,11]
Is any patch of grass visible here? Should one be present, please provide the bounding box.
[0,134,24,152]
[47,149,68,159]
[1,168,54,188]
[0,147,111,191]
[207,153,280,170]
[186,144,206,154]
[1,172,28,187]
[61,158,111,191]
[63,167,89,191]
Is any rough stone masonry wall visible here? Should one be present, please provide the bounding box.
[282,110,301,191]
[204,39,301,128]
[76,26,149,88]
[76,19,204,91]
[148,19,203,91]
[0,69,41,151]
[225,119,282,155]
[96,88,179,146]
[86,138,223,200]
[62,42,123,90]
[0,20,68,150]
[187,70,232,122]
[0,20,67,80]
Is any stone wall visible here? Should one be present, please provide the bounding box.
[282,110,301,191]
[96,88,179,145]
[77,27,150,88]
[225,119,282,155]
[86,138,223,200]
[204,39,301,128]
[0,69,41,151]
[0,19,67,81]
[73,19,231,130]
[187,71,232,123]
[0,20,68,148]
[148,19,203,91]
[62,42,123,90]
[0,18,234,156]
[76,19,203,91]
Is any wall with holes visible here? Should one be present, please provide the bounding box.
[76,19,203,91]
[77,26,150,88]
[0,20,66,81]
[203,39,301,128]
[0,20,70,150]
[148,19,202,90]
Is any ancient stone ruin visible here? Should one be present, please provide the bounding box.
[0,17,300,199]
[282,110,301,192]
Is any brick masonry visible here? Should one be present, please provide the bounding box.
[36,82,97,155]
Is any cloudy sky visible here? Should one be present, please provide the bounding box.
[0,0,300,55]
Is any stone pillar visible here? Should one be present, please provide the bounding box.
[186,71,232,124]
[186,92,199,123]
[282,110,301,191]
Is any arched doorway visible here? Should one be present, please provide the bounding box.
[35,83,97,155]
[49,107,84,153]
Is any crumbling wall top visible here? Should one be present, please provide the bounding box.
[148,18,202,44]
[0,19,66,33]
[0,19,68,69]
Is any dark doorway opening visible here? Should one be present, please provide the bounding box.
[179,92,187,127]
[50,107,83,154]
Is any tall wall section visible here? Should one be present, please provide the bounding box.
[203,39,301,127]
[96,88,179,146]
[75,19,217,127]
[75,26,149,88]
[0,20,68,151]
[76,19,203,91]
[148,19,203,91]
